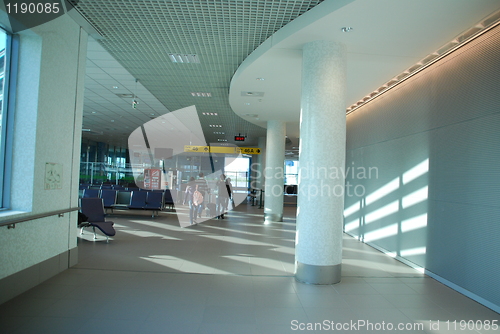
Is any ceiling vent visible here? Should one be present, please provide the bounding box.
[241,91,265,97]
[116,93,134,98]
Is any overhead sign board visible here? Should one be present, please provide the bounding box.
[184,145,261,154]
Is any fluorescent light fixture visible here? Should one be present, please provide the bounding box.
[168,53,200,63]
[202,112,218,115]
[209,124,222,128]
[116,93,134,98]
[191,92,212,97]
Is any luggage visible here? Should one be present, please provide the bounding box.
[206,203,217,217]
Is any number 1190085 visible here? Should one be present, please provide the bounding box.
[6,2,60,14]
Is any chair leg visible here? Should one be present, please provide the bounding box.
[92,226,97,240]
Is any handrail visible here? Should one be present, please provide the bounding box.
[0,207,80,228]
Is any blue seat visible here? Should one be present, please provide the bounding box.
[128,191,147,209]
[144,191,164,217]
[79,198,116,242]
[83,188,100,198]
[100,189,117,212]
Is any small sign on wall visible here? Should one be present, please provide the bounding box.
[45,162,62,190]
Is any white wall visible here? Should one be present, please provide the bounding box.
[0,14,87,301]
[344,26,500,312]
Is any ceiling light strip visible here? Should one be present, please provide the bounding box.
[346,13,500,116]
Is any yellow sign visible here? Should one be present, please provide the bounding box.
[184,145,261,154]
[184,145,210,153]
[237,147,261,154]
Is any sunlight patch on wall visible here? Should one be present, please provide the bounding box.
[400,247,426,257]
[366,177,400,205]
[402,186,428,209]
[365,200,399,224]
[403,159,429,185]
[344,201,361,218]
[345,219,361,233]
[401,213,428,233]
[364,223,398,242]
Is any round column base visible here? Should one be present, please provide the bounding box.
[264,213,283,222]
[295,261,341,285]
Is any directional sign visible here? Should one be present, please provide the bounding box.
[210,146,239,154]
[184,145,210,152]
[237,147,261,154]
[184,145,261,154]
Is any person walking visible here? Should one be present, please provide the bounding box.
[195,172,209,218]
[216,174,230,219]
[183,177,198,225]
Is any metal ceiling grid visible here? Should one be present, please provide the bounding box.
[73,0,323,147]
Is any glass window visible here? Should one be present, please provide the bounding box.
[0,28,12,208]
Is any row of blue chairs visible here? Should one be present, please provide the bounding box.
[82,188,176,217]
[80,184,126,190]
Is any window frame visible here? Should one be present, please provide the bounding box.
[0,28,16,210]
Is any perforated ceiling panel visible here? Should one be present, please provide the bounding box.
[72,0,324,147]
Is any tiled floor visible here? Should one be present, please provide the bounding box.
[1,203,499,333]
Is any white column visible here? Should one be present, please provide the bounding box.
[251,136,266,191]
[264,120,286,222]
[295,40,346,284]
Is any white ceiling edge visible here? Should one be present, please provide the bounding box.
[229,0,500,138]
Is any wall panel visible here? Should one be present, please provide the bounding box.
[345,25,500,311]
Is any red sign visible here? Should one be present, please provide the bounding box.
[143,169,162,189]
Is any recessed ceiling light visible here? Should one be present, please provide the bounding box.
[256,77,265,81]
[341,27,353,32]
[202,112,218,116]
[169,53,200,63]
[191,92,212,97]
[91,111,97,114]
[112,86,119,89]
[209,124,222,128]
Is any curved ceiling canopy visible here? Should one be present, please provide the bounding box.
[229,0,500,138]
